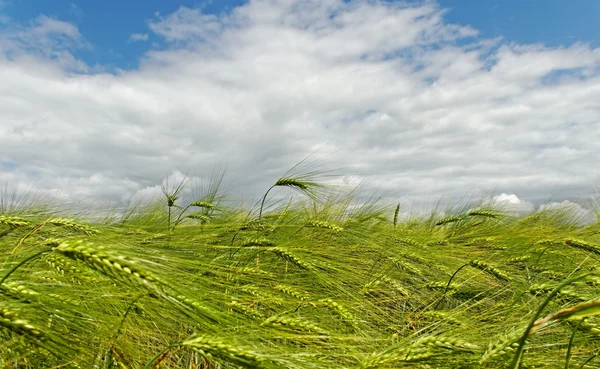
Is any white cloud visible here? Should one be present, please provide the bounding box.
[0,14,88,70]
[0,0,599,210]
[538,200,596,225]
[129,33,149,42]
[487,193,534,215]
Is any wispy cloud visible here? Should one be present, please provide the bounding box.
[0,14,89,70]
[1,0,599,207]
[129,32,149,42]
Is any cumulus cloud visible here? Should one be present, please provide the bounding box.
[1,0,599,210]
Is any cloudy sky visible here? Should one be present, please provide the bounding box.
[1,0,599,214]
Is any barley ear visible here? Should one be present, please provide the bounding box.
[393,203,400,230]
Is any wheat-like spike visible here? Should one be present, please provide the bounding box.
[269,248,313,270]
[360,335,479,369]
[53,240,159,289]
[321,298,359,330]
[467,210,500,219]
[240,219,266,231]
[413,335,480,352]
[507,255,530,263]
[242,237,276,247]
[389,257,424,276]
[186,213,212,223]
[0,305,61,353]
[181,335,265,368]
[274,177,317,190]
[229,300,263,319]
[0,215,29,228]
[480,331,522,364]
[534,239,563,247]
[426,281,458,290]
[262,315,328,334]
[275,284,310,300]
[358,347,434,368]
[47,218,99,235]
[435,216,463,226]
[305,219,343,233]
[528,284,586,301]
[393,204,400,229]
[396,238,423,247]
[44,254,83,275]
[421,311,462,325]
[564,238,600,255]
[381,276,409,296]
[2,282,40,298]
[189,201,215,209]
[469,260,510,281]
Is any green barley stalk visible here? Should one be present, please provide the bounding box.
[160,172,190,231]
[468,260,510,282]
[259,177,323,219]
[467,210,500,219]
[564,238,600,255]
[262,314,328,335]
[47,218,99,235]
[144,335,265,369]
[393,203,400,231]
[0,304,66,356]
[269,247,313,270]
[435,216,464,226]
[186,212,211,223]
[304,219,343,233]
[509,271,597,369]
[0,215,29,228]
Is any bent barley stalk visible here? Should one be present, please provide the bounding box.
[144,335,265,369]
[0,215,29,228]
[564,238,600,255]
[259,177,323,219]
[467,210,500,219]
[509,271,597,369]
[262,314,328,335]
[305,219,343,233]
[47,218,99,235]
[436,216,464,226]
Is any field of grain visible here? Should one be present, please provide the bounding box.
[2,171,600,368]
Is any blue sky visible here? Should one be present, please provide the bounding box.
[1,0,599,69]
[1,0,599,217]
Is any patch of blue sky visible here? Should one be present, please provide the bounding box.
[0,0,246,70]
[541,67,598,85]
[1,0,598,71]
[435,0,600,48]
[1,161,16,170]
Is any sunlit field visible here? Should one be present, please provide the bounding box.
[2,165,600,369]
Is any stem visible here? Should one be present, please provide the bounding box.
[115,294,147,337]
[566,318,585,369]
[168,206,171,231]
[434,263,469,309]
[259,185,276,220]
[578,351,598,369]
[510,272,593,369]
[0,249,51,286]
[143,343,182,369]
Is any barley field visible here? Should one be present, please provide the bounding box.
[2,169,600,368]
